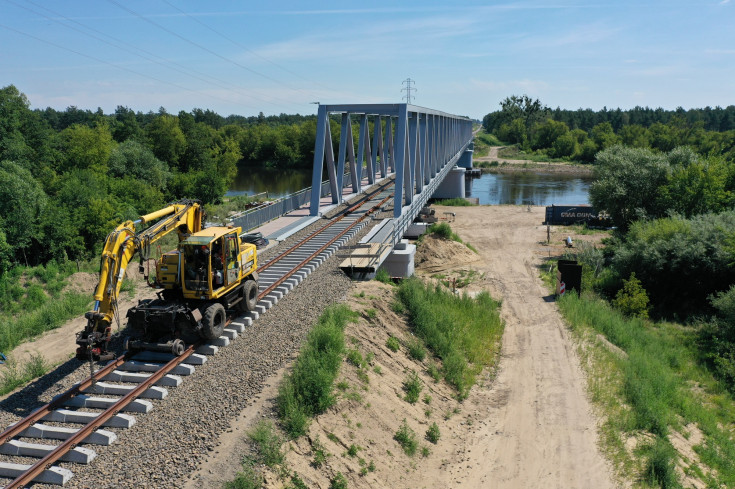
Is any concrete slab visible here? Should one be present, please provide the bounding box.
[131,351,207,366]
[210,336,230,347]
[221,328,237,340]
[104,370,182,387]
[0,439,96,464]
[43,409,135,428]
[63,395,153,414]
[196,344,218,355]
[229,322,246,333]
[0,462,73,485]
[83,382,167,400]
[118,360,195,376]
[16,423,117,446]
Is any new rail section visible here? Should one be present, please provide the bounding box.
[0,180,394,488]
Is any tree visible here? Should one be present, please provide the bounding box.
[145,115,186,168]
[108,140,170,189]
[483,95,549,135]
[531,119,569,150]
[0,160,48,264]
[589,146,670,229]
[58,121,114,173]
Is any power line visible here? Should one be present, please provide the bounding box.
[401,78,416,104]
[106,0,298,107]
[159,0,333,95]
[12,0,268,111]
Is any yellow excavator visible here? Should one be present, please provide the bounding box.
[76,199,259,361]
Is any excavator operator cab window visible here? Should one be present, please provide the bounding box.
[183,243,209,292]
[224,233,239,284]
[211,238,225,288]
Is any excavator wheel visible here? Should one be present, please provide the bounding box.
[239,280,259,313]
[202,303,226,340]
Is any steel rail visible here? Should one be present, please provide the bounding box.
[258,192,393,299]
[257,179,394,275]
[4,346,197,488]
[0,353,129,445]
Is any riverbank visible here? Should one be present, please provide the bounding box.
[474,146,594,175]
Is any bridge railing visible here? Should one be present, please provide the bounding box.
[230,172,353,233]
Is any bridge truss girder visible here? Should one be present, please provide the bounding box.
[309,104,473,218]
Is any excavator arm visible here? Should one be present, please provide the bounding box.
[76,200,204,361]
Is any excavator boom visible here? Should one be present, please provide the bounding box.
[76,200,204,360]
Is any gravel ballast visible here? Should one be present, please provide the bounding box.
[0,204,383,488]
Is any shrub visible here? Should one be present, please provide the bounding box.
[612,273,650,319]
[248,420,284,467]
[224,460,263,489]
[396,278,503,398]
[394,419,418,456]
[346,348,364,368]
[375,267,391,284]
[329,472,348,489]
[277,305,355,437]
[402,371,423,404]
[644,438,679,489]
[407,338,427,361]
[425,422,441,444]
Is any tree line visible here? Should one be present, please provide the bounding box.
[482,95,735,163]
[0,84,319,268]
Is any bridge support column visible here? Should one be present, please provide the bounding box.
[433,166,466,199]
[380,241,415,278]
[458,147,473,169]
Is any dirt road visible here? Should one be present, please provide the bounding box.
[435,205,615,488]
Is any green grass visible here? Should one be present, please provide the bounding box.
[0,292,90,354]
[473,130,503,157]
[425,422,441,444]
[386,336,400,352]
[277,304,358,438]
[434,198,475,206]
[394,419,418,456]
[375,267,392,284]
[224,460,263,489]
[396,278,504,399]
[402,371,423,404]
[557,291,735,488]
[346,348,364,368]
[420,223,478,254]
[0,353,50,396]
[407,338,427,361]
[248,420,285,467]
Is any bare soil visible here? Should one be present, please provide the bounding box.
[189,205,617,488]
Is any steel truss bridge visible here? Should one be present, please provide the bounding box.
[309,103,474,246]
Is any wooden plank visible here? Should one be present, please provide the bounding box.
[339,243,392,273]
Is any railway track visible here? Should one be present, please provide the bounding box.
[0,182,394,488]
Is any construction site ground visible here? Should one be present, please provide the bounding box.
[1,204,617,488]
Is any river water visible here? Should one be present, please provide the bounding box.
[228,166,593,206]
[466,171,593,206]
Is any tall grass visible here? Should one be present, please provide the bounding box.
[434,198,475,207]
[396,278,503,399]
[558,292,735,488]
[0,353,49,396]
[0,292,90,353]
[277,304,357,438]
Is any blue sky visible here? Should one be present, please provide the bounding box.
[1,1,733,120]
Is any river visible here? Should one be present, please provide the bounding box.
[228,166,593,206]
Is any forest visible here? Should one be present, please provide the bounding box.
[0,84,318,268]
[482,95,735,162]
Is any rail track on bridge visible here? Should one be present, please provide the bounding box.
[0,181,394,488]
